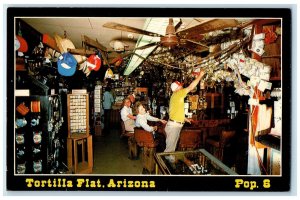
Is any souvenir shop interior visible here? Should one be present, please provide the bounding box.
[13,16,282,176]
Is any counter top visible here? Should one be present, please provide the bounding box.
[155,149,238,175]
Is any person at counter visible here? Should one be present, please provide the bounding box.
[120,98,136,132]
[164,70,205,162]
[103,87,114,132]
[135,102,167,152]
[135,102,167,133]
[128,92,136,104]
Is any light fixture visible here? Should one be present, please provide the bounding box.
[109,40,125,52]
[124,18,181,76]
[127,33,134,39]
[160,19,179,48]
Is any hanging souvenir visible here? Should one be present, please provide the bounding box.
[31,116,40,127]
[57,52,78,77]
[15,118,27,129]
[33,131,42,144]
[16,133,25,144]
[17,163,26,174]
[16,102,29,116]
[16,146,25,160]
[33,160,43,173]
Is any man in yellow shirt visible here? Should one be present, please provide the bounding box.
[164,70,205,162]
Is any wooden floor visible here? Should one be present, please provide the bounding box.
[91,125,249,175]
[92,126,144,174]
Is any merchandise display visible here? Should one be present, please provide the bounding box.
[67,94,89,137]
[155,149,238,175]
[15,95,66,174]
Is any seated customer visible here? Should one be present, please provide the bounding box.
[135,102,167,152]
[120,98,136,132]
[128,92,136,105]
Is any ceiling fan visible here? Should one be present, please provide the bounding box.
[103,18,239,51]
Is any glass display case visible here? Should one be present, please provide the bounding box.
[155,149,238,175]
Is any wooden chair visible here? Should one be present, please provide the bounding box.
[177,128,203,151]
[121,121,138,159]
[205,130,236,162]
[134,127,159,174]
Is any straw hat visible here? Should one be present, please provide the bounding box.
[54,34,86,64]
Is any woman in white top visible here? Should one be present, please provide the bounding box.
[120,98,136,132]
[135,102,167,133]
[135,102,167,152]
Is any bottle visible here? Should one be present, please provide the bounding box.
[184,98,189,116]
[152,98,157,116]
[228,94,236,119]
[148,98,152,113]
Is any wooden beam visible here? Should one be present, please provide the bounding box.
[82,35,107,51]
[67,48,95,55]
[252,24,263,61]
[261,55,281,58]
[254,19,281,26]
[42,34,60,52]
[82,35,109,65]
[239,19,281,29]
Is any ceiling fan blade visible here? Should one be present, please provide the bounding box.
[184,39,209,49]
[177,19,238,40]
[134,42,159,50]
[132,52,181,70]
[108,52,134,65]
[174,18,183,32]
[103,22,164,37]
[106,42,158,53]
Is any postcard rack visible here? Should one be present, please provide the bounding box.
[67,94,89,138]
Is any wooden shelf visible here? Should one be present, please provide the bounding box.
[67,135,93,174]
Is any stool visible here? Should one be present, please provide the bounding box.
[177,128,202,151]
[121,121,138,159]
[134,127,158,174]
[67,135,93,174]
[205,130,236,162]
